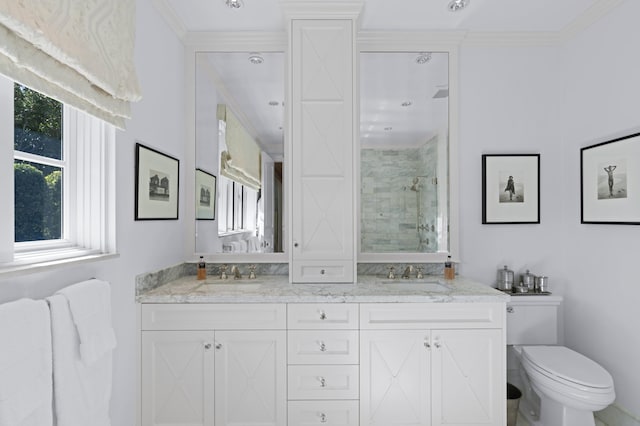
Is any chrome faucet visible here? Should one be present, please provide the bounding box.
[231,265,242,279]
[248,265,257,279]
[402,265,414,279]
[219,264,228,280]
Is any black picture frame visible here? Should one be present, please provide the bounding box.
[195,168,216,220]
[580,132,640,224]
[135,143,179,220]
[482,154,540,224]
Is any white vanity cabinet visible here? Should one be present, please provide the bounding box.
[359,303,505,426]
[289,17,357,283]
[140,304,287,426]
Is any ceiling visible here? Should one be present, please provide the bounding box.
[177,0,613,158]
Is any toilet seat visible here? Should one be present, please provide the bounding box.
[522,346,614,390]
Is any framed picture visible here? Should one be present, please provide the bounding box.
[195,168,216,220]
[135,143,179,220]
[482,154,540,224]
[581,132,640,224]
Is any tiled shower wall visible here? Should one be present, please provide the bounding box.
[361,135,438,252]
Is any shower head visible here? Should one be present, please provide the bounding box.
[410,177,420,192]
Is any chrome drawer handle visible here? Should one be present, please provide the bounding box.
[319,341,327,352]
[318,377,326,387]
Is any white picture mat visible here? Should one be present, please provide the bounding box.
[582,135,640,222]
[195,169,216,220]
[136,145,179,219]
[484,156,539,223]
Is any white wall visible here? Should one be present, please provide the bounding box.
[0,1,186,425]
[561,0,640,418]
[459,2,640,419]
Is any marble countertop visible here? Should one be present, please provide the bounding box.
[136,274,509,304]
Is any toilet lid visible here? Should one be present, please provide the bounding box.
[522,346,614,389]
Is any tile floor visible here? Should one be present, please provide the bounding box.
[515,413,606,426]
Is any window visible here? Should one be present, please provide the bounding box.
[217,174,258,235]
[0,75,115,270]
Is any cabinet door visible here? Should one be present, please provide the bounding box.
[360,330,431,426]
[141,331,215,426]
[431,329,503,426]
[291,19,354,283]
[214,330,286,426]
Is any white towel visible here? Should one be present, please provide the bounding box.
[48,293,113,426]
[56,279,117,366]
[0,298,53,426]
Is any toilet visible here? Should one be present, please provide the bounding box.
[507,296,615,426]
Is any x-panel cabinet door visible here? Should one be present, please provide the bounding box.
[360,330,431,426]
[141,330,215,426]
[214,330,287,426]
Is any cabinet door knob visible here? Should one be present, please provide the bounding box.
[294,242,299,248]
[204,343,212,350]
[319,311,327,320]
[319,341,327,352]
[433,339,441,349]
[215,343,222,350]
[318,377,326,387]
[424,339,431,349]
[507,306,514,313]
[320,413,327,423]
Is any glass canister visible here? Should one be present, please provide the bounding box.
[497,265,514,291]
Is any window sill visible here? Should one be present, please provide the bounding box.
[0,250,119,278]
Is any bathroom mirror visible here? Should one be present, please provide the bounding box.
[359,51,450,256]
[193,50,285,255]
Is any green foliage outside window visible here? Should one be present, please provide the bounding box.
[13,84,63,242]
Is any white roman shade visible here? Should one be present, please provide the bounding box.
[0,0,141,128]
[218,104,262,190]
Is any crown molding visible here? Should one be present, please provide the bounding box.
[462,31,561,47]
[279,0,364,20]
[151,0,187,42]
[184,31,287,51]
[559,0,625,42]
[358,31,466,51]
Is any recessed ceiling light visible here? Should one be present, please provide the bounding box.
[248,53,264,64]
[225,0,243,9]
[401,101,412,107]
[415,52,432,65]
[447,0,469,12]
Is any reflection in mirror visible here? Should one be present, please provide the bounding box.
[360,52,449,253]
[195,51,284,254]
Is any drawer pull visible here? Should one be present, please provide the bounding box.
[321,269,326,275]
[318,376,326,387]
[215,343,223,350]
[204,343,212,350]
[423,339,430,350]
[320,413,327,423]
[319,311,327,320]
[319,341,327,352]
[507,306,514,313]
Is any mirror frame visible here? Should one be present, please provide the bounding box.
[185,31,460,264]
[356,32,461,264]
[185,32,289,263]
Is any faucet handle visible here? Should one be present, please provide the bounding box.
[219,264,228,280]
[416,266,424,279]
[387,265,395,279]
[248,264,257,279]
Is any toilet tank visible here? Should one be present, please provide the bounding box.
[507,295,563,345]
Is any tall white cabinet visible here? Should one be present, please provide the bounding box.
[288,6,360,283]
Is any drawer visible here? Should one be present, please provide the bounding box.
[288,365,359,400]
[288,330,358,364]
[288,304,358,329]
[360,303,504,329]
[288,400,359,426]
[140,303,286,330]
[292,261,354,283]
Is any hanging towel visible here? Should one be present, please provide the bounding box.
[0,298,53,426]
[48,281,115,426]
[56,279,117,366]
